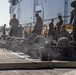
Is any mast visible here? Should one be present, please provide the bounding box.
[64,0,68,24]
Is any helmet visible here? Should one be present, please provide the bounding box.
[57,37,69,48]
[71,0,76,8]
[34,35,46,46]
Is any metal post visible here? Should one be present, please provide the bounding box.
[33,0,38,23]
[42,0,44,23]
[18,1,20,20]
[64,0,68,24]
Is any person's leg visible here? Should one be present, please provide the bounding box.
[73,29,76,42]
[14,29,18,37]
[9,28,14,37]
[57,27,60,39]
[73,22,76,43]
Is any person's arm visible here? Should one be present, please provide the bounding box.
[69,11,74,25]
[9,19,12,26]
[17,19,19,26]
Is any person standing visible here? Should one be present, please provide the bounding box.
[9,14,19,37]
[18,25,23,37]
[69,1,76,43]
[52,26,58,41]
[48,19,54,37]
[2,24,6,39]
[56,15,63,39]
[32,13,43,35]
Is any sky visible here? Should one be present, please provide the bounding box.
[0,0,10,27]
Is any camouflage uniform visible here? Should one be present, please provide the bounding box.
[48,20,54,36]
[56,16,63,39]
[70,2,76,42]
[33,14,43,35]
[60,30,71,40]
[9,14,19,37]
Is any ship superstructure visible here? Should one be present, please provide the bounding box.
[9,0,72,26]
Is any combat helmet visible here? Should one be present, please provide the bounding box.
[57,37,70,48]
[71,0,76,8]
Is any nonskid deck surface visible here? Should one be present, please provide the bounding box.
[0,49,75,70]
[0,48,40,63]
[0,49,75,75]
